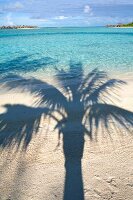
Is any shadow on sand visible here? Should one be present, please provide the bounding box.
[0,62,133,200]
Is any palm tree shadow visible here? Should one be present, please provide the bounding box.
[0,55,58,75]
[0,62,133,200]
[0,104,48,151]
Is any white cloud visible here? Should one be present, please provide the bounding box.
[30,16,49,22]
[84,16,133,26]
[54,16,68,20]
[3,1,24,11]
[27,0,35,2]
[84,5,93,16]
[82,0,132,5]
[37,18,48,22]
[5,13,14,26]
[84,5,91,13]
[14,2,24,9]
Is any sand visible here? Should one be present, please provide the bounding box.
[17,28,40,29]
[0,74,133,200]
[111,27,133,28]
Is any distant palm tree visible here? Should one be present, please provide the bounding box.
[0,62,133,200]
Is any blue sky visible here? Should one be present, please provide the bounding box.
[0,0,133,26]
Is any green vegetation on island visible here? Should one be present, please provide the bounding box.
[106,22,133,28]
[0,25,38,29]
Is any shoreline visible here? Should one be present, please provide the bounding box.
[17,28,40,30]
[1,69,133,88]
[1,71,133,109]
[0,28,40,30]
[110,27,133,28]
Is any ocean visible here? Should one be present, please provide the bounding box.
[0,27,133,78]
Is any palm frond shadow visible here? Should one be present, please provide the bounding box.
[0,104,48,151]
[0,55,58,75]
[0,62,133,200]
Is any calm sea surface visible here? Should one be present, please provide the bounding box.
[0,27,133,78]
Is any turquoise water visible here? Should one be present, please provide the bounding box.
[0,27,133,77]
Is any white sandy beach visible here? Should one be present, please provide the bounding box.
[110,27,133,28]
[17,28,40,29]
[0,74,133,200]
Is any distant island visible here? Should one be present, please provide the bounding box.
[0,25,38,29]
[106,22,133,28]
